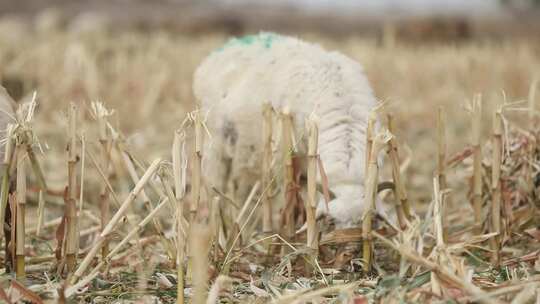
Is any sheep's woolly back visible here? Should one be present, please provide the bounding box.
[194,32,378,227]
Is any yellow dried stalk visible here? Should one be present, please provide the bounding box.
[362,131,391,272]
[306,115,319,253]
[172,129,187,304]
[186,112,203,283]
[191,219,212,304]
[99,199,167,265]
[68,198,169,299]
[176,201,185,304]
[386,114,411,226]
[437,108,449,242]
[210,196,221,263]
[159,170,187,304]
[226,182,260,251]
[280,109,296,254]
[365,112,376,177]
[471,94,483,235]
[25,144,47,237]
[437,108,447,193]
[372,231,499,304]
[70,158,161,285]
[262,103,273,235]
[431,175,450,297]
[35,190,45,237]
[65,103,79,272]
[490,109,503,265]
[119,149,175,260]
[272,282,365,304]
[190,110,203,222]
[433,176,446,248]
[221,177,279,270]
[64,267,100,299]
[240,183,261,243]
[15,141,27,281]
[83,145,121,209]
[172,130,186,201]
[97,104,112,260]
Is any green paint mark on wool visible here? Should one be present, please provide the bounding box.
[216,32,281,52]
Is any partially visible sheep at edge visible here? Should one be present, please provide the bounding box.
[193,32,382,229]
[0,86,16,162]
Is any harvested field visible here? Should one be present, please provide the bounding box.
[0,18,539,303]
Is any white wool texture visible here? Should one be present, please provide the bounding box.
[193,33,378,228]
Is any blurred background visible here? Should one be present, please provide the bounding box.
[0,0,539,204]
[1,0,540,37]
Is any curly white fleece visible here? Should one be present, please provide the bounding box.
[193,33,378,228]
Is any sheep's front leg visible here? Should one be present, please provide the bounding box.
[202,137,230,198]
[230,137,260,204]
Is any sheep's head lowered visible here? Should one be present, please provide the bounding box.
[193,32,382,229]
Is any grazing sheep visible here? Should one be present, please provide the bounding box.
[193,33,380,228]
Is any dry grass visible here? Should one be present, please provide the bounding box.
[0,18,539,303]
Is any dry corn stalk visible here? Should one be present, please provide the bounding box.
[119,149,175,260]
[226,182,260,251]
[362,131,392,272]
[431,179,441,296]
[280,109,296,255]
[365,112,376,177]
[262,103,273,235]
[67,198,169,299]
[191,218,211,304]
[94,102,112,260]
[190,110,203,222]
[471,95,483,234]
[210,196,221,264]
[65,103,79,272]
[160,174,185,304]
[433,178,446,248]
[187,110,204,284]
[490,108,503,265]
[172,129,187,200]
[176,201,185,304]
[431,175,449,296]
[26,146,47,237]
[437,108,449,241]
[306,115,319,254]
[172,129,187,304]
[70,158,161,285]
[15,140,26,280]
[386,114,411,227]
[372,231,497,304]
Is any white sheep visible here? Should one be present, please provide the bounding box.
[193,32,380,228]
